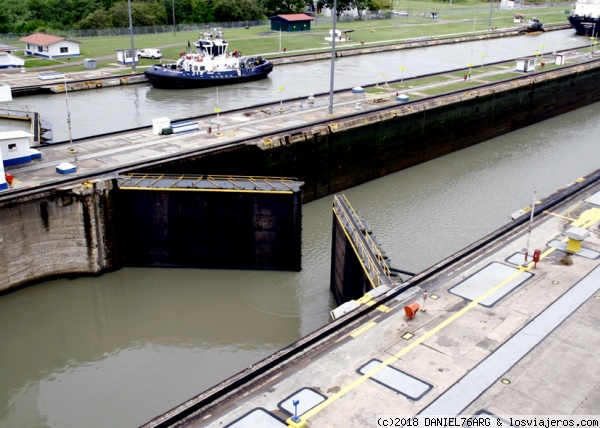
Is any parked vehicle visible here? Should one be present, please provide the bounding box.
[138,48,162,59]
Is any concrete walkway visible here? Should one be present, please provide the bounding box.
[180,184,600,428]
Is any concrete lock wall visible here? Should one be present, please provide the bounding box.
[0,179,119,293]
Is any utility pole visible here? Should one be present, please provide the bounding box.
[172,0,176,36]
[328,0,337,115]
[127,0,136,72]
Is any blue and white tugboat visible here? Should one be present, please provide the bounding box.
[144,28,274,89]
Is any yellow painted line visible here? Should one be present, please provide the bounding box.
[542,210,574,221]
[350,321,378,338]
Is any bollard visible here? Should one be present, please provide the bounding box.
[292,399,300,422]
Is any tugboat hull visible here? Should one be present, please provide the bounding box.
[145,63,273,89]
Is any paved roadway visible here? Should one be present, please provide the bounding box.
[169,173,600,428]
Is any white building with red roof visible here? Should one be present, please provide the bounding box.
[19,33,82,59]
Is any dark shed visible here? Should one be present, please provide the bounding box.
[269,14,315,32]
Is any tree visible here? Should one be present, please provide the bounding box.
[322,0,354,17]
[260,0,313,15]
[213,0,263,21]
[76,9,114,29]
[111,1,168,27]
[368,0,390,13]
[189,0,216,23]
[354,0,368,19]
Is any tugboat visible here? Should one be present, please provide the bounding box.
[523,17,544,33]
[568,0,600,36]
[144,28,274,89]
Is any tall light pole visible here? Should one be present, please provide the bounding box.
[488,0,493,31]
[172,0,176,36]
[128,0,136,72]
[328,0,337,115]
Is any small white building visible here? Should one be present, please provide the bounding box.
[19,33,82,59]
[115,49,139,65]
[0,51,25,69]
[516,57,537,73]
[0,130,38,167]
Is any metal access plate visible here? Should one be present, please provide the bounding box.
[506,252,530,266]
[358,359,433,400]
[448,262,533,307]
[586,189,600,207]
[224,408,286,428]
[278,387,327,416]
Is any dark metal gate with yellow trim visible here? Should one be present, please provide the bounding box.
[116,174,304,271]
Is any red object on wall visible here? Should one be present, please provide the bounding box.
[404,302,420,320]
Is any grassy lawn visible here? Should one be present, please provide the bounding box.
[397,75,455,87]
[0,0,574,74]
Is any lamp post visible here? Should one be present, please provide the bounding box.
[64,75,75,154]
[488,0,493,31]
[172,0,176,36]
[328,0,337,115]
[127,0,136,72]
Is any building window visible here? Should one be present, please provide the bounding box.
[60,47,69,53]
[8,143,17,152]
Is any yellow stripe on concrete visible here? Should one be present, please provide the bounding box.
[350,321,378,338]
[376,304,392,313]
[572,207,600,228]
[356,295,373,304]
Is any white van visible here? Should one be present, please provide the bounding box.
[138,48,162,59]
